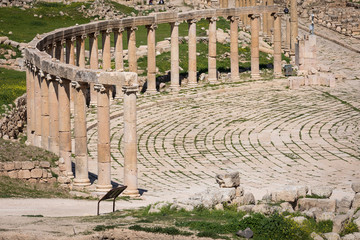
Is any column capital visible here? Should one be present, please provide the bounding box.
[273,12,283,18]
[114,27,125,33]
[46,73,53,81]
[171,21,181,26]
[94,84,107,93]
[208,17,218,22]
[69,36,76,42]
[122,85,138,94]
[52,42,57,47]
[102,28,112,34]
[38,70,45,78]
[228,16,240,22]
[55,76,63,84]
[130,26,138,31]
[146,24,158,31]
[78,34,87,40]
[187,19,198,24]
[249,14,260,19]
[89,31,100,38]
[71,81,81,89]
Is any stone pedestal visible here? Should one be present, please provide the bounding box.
[96,84,112,191]
[188,19,198,87]
[48,79,59,155]
[41,74,50,150]
[102,29,112,71]
[146,24,157,94]
[250,14,261,79]
[89,32,99,106]
[170,22,180,91]
[58,79,73,178]
[208,17,217,84]
[230,16,239,81]
[127,27,138,73]
[123,84,140,197]
[273,13,283,78]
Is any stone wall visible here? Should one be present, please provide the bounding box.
[0,160,59,183]
[0,94,27,140]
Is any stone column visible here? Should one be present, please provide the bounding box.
[229,16,239,81]
[114,28,124,71]
[290,0,298,53]
[102,29,112,71]
[55,40,63,61]
[34,70,42,147]
[58,78,73,178]
[127,27,138,73]
[250,14,261,79]
[286,15,291,51]
[76,35,86,68]
[41,73,50,150]
[48,77,59,154]
[188,19,197,87]
[89,32,99,106]
[66,37,76,65]
[298,36,305,72]
[245,0,250,26]
[72,82,91,187]
[26,64,34,145]
[123,82,140,197]
[170,22,180,91]
[263,0,268,37]
[30,66,36,145]
[208,17,217,84]
[95,84,112,191]
[268,0,274,36]
[223,0,228,8]
[146,24,157,94]
[273,13,283,78]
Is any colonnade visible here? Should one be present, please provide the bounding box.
[25,5,282,196]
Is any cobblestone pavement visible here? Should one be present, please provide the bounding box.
[85,25,360,202]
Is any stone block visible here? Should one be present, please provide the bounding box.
[315,211,335,222]
[336,196,352,214]
[332,214,351,233]
[42,169,48,178]
[30,168,43,178]
[39,161,51,168]
[351,182,360,193]
[13,161,22,169]
[323,232,340,240]
[28,179,37,183]
[252,204,273,215]
[215,171,240,188]
[7,170,18,178]
[296,198,336,212]
[354,217,360,229]
[307,74,318,85]
[3,162,15,171]
[311,186,333,198]
[352,193,360,210]
[311,232,324,240]
[272,189,297,202]
[18,170,31,179]
[22,161,35,170]
[237,205,254,213]
[280,202,294,213]
[292,216,307,224]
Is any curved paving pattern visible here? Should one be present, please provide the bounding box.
[87,81,360,200]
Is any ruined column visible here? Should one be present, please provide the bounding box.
[58,78,73,178]
[26,64,34,145]
[127,27,138,73]
[290,0,298,53]
[170,22,180,91]
[115,28,124,71]
[188,19,197,87]
[96,84,112,191]
[34,70,42,147]
[89,32,99,106]
[273,13,283,78]
[250,14,261,79]
[229,16,239,81]
[298,36,305,73]
[123,78,140,197]
[102,29,112,71]
[48,77,59,154]
[208,17,217,84]
[72,82,91,187]
[146,24,157,94]
[41,73,50,150]
[76,35,86,68]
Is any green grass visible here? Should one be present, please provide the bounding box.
[129,225,193,236]
[0,67,26,113]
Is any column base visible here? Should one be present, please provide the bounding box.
[90,101,97,106]
[67,171,74,178]
[96,184,113,192]
[123,189,140,197]
[170,85,180,92]
[251,74,261,80]
[187,82,198,88]
[208,78,217,84]
[146,89,157,95]
[73,178,91,186]
[34,135,42,148]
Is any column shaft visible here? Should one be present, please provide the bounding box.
[89,33,99,106]
[268,0,274,36]
[26,66,34,144]
[96,85,112,191]
[146,24,157,94]
[290,0,298,53]
[208,18,217,84]
[115,29,124,71]
[49,80,59,154]
[127,27,138,73]
[76,36,86,68]
[66,38,75,65]
[73,83,90,186]
[188,20,197,87]
[102,30,112,70]
[170,22,180,91]
[230,17,239,81]
[58,80,73,177]
[286,16,291,51]
[34,73,42,147]
[273,13,283,77]
[41,76,50,150]
[250,14,261,79]
[55,41,63,61]
[30,69,36,145]
[263,0,268,36]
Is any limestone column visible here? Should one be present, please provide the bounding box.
[95,84,112,191]
[34,70,42,147]
[66,37,76,65]
[246,0,250,26]
[123,83,140,197]
[26,64,34,145]
[188,19,198,87]
[146,24,157,94]
[170,22,180,91]
[298,36,305,72]
[286,15,291,51]
[263,0,268,36]
[273,13,283,78]
[48,77,59,154]
[58,78,73,178]
[114,28,124,71]
[208,17,217,84]
[229,16,239,81]
[250,14,261,79]
[55,40,63,61]
[267,0,274,36]
[89,32,99,106]
[30,66,36,145]
[290,0,298,53]
[102,29,112,71]
[76,35,86,68]
[51,43,56,58]
[41,73,50,150]
[127,27,138,73]
[72,82,90,186]
[223,0,228,8]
